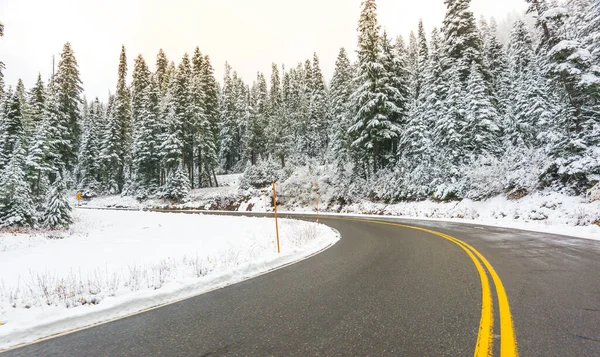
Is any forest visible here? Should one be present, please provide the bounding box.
[0,0,598,228]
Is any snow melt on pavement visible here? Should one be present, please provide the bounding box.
[0,209,339,350]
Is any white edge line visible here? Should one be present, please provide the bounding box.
[0,213,341,354]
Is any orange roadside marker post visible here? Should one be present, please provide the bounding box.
[77,191,82,207]
[272,180,280,254]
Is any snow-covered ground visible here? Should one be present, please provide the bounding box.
[83,188,599,241]
[0,209,339,350]
[284,193,600,241]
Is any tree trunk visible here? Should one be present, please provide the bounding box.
[212,169,219,188]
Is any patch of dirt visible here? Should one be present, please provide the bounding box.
[208,198,242,211]
[507,189,528,200]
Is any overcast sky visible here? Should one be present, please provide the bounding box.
[0,0,526,101]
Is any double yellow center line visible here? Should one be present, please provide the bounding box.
[327,217,518,357]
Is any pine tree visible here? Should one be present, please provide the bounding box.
[307,53,328,160]
[464,62,501,158]
[414,19,429,102]
[14,79,31,132]
[508,20,534,77]
[0,140,36,228]
[407,31,419,99]
[294,60,313,159]
[113,45,132,191]
[380,31,411,162]
[160,105,184,176]
[484,18,511,113]
[77,98,102,196]
[0,21,4,102]
[267,63,292,167]
[156,49,169,94]
[188,53,222,186]
[441,0,483,81]
[233,74,250,169]
[219,63,237,172]
[28,73,45,128]
[54,42,83,170]
[159,163,190,202]
[172,54,195,183]
[191,63,218,188]
[583,0,600,64]
[505,21,554,148]
[199,55,221,162]
[420,28,446,131]
[328,48,354,165]
[26,83,67,197]
[537,0,600,191]
[192,47,204,77]
[132,74,162,193]
[349,0,402,174]
[0,90,24,169]
[131,54,151,133]
[41,174,72,229]
[245,72,268,165]
[159,57,189,179]
[100,94,121,193]
[434,65,467,166]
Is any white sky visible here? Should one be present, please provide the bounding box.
[0,0,526,101]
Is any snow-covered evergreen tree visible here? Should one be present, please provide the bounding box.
[155,48,169,94]
[380,31,411,162]
[0,21,5,102]
[267,63,292,168]
[328,48,354,165]
[41,174,72,229]
[0,140,36,228]
[219,63,238,172]
[414,19,429,102]
[54,42,83,170]
[159,163,190,202]
[441,0,483,81]
[306,53,328,160]
[0,89,24,169]
[77,98,102,196]
[132,74,162,194]
[28,73,45,128]
[349,0,402,174]
[111,45,132,191]
[199,54,221,172]
[245,72,268,165]
[484,18,511,113]
[464,62,501,159]
[435,65,467,167]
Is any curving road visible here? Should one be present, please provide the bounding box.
[2,212,600,356]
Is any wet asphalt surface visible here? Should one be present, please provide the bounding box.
[3,212,599,356]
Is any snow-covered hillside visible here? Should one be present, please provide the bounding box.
[0,209,339,349]
[81,169,600,240]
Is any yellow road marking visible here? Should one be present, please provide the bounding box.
[446,233,518,357]
[326,217,518,357]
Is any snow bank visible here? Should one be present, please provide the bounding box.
[291,192,600,241]
[0,209,339,350]
[80,168,600,241]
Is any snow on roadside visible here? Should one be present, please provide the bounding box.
[79,168,599,242]
[292,192,600,241]
[0,209,339,350]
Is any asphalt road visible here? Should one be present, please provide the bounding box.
[3,213,600,356]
